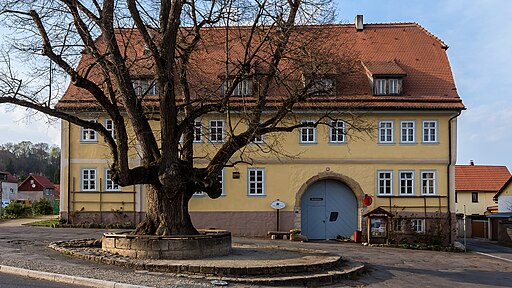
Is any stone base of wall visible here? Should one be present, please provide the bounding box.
[190,211,295,236]
[102,230,232,259]
[60,211,295,237]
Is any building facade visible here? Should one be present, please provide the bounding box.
[58,18,465,243]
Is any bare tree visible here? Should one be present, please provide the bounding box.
[0,0,362,235]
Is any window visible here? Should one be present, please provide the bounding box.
[378,121,394,143]
[306,77,335,95]
[194,169,224,196]
[422,121,437,143]
[193,120,203,143]
[399,171,415,195]
[377,171,393,196]
[105,119,115,140]
[209,120,225,143]
[81,168,97,191]
[411,219,424,233]
[330,120,346,143]
[81,120,97,143]
[221,78,252,96]
[421,171,436,195]
[299,120,316,143]
[374,78,402,95]
[248,168,265,195]
[105,169,120,191]
[472,192,478,203]
[400,121,415,143]
[252,134,264,144]
[394,219,403,232]
[133,79,158,96]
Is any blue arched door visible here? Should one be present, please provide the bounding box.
[301,180,358,240]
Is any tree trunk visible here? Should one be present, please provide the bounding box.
[134,183,198,235]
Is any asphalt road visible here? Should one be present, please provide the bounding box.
[1,217,512,288]
[0,272,86,288]
[465,238,512,263]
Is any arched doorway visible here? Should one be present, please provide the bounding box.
[301,179,358,240]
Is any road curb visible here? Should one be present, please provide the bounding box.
[0,264,152,288]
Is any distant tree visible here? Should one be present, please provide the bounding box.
[0,141,60,181]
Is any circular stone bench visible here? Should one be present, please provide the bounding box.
[102,230,231,259]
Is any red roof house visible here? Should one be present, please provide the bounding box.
[18,174,56,202]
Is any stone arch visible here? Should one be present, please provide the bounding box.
[293,171,366,230]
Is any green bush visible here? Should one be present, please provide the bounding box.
[2,202,26,218]
[32,199,53,215]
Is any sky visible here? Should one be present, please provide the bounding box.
[0,0,511,168]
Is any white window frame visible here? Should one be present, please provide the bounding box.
[221,78,253,96]
[193,120,203,143]
[105,168,120,191]
[411,219,425,233]
[105,118,115,141]
[400,120,415,143]
[247,168,265,196]
[394,219,403,232]
[81,168,97,191]
[133,79,158,96]
[299,120,316,144]
[330,120,346,143]
[252,134,264,144]
[378,121,394,144]
[420,170,436,195]
[209,119,225,143]
[399,170,415,195]
[194,169,225,196]
[422,120,438,143]
[374,79,387,95]
[80,120,97,143]
[377,170,393,196]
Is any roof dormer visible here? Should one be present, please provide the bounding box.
[362,61,407,96]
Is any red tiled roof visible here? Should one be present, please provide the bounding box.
[19,175,55,190]
[56,23,464,111]
[362,61,407,77]
[0,171,18,183]
[455,165,511,192]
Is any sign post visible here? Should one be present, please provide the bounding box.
[270,199,286,231]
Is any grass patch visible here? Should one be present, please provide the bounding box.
[25,218,60,227]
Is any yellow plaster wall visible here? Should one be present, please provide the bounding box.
[455,191,496,215]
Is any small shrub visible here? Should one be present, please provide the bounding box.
[2,202,26,218]
[32,199,53,215]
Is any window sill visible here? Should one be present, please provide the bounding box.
[247,194,266,197]
[378,142,396,146]
[421,142,439,145]
[329,141,347,145]
[399,142,417,145]
[80,140,98,144]
[299,142,317,145]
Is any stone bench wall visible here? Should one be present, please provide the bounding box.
[102,231,232,259]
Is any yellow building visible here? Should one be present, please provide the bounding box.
[58,18,465,243]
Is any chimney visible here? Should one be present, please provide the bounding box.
[470,160,474,166]
[355,15,364,31]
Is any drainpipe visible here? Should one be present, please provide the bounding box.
[447,111,461,244]
[67,121,71,223]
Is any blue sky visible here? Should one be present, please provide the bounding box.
[0,0,511,168]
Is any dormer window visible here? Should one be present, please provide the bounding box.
[374,78,402,95]
[306,77,335,96]
[220,78,253,96]
[133,79,158,96]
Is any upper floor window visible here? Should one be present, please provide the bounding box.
[133,79,158,96]
[400,121,415,143]
[399,171,415,195]
[472,192,478,203]
[299,120,316,143]
[378,121,394,143]
[221,78,253,96]
[209,120,225,143]
[330,120,346,143]
[305,77,335,96]
[248,168,265,196]
[193,120,203,143]
[81,168,97,191]
[422,121,438,143]
[105,169,120,191]
[81,120,97,143]
[374,78,402,95]
[105,119,115,141]
[377,171,393,196]
[421,171,436,195]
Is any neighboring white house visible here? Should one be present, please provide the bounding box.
[1,171,18,206]
[494,177,512,213]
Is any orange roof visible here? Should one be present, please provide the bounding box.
[57,23,464,111]
[455,165,511,192]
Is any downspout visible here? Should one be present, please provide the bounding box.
[67,121,71,223]
[447,110,461,244]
